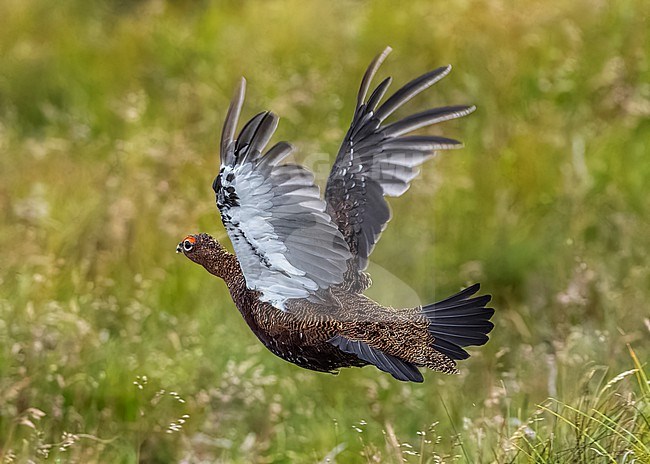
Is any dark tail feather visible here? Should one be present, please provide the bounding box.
[423,284,495,360]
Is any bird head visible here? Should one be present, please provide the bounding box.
[176,233,229,270]
[177,234,196,253]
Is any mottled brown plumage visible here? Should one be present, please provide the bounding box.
[178,231,493,382]
[179,233,483,378]
[177,48,495,382]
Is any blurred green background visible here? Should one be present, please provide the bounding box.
[1,0,648,462]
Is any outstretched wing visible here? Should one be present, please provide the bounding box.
[325,47,475,276]
[215,79,352,311]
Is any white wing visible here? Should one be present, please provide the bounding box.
[213,79,351,310]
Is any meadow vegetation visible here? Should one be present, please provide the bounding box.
[0,0,648,462]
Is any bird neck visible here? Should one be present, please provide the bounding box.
[199,247,242,287]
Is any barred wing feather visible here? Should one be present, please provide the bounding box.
[215,79,351,310]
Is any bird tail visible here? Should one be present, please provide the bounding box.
[422,283,494,361]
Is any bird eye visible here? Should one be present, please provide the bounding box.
[183,239,194,252]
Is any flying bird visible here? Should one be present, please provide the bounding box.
[177,47,494,382]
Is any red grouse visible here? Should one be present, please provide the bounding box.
[177,48,494,382]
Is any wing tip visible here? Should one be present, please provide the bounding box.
[220,77,248,161]
[357,46,394,108]
[234,76,247,104]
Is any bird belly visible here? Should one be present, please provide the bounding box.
[260,337,367,373]
[230,288,366,373]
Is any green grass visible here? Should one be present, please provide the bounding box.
[1,0,649,462]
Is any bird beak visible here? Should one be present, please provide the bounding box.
[176,243,183,254]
